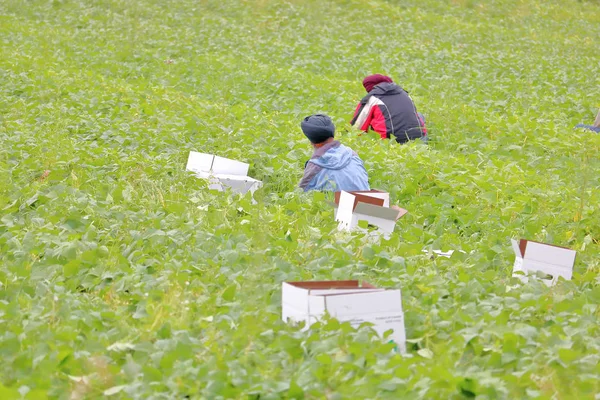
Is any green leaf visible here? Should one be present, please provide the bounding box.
[63,259,80,277]
[378,377,406,391]
[287,381,304,399]
[558,348,579,363]
[417,348,434,359]
[222,285,236,302]
[0,384,20,399]
[104,385,127,396]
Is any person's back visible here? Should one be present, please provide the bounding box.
[351,74,427,143]
[298,114,370,192]
[301,141,370,192]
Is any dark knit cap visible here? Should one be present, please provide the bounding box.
[300,114,335,144]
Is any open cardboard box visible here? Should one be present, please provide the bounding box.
[333,190,407,235]
[282,280,406,353]
[186,151,263,195]
[511,239,576,286]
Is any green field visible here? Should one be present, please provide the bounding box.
[1,0,600,398]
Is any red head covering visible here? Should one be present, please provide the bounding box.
[362,74,393,92]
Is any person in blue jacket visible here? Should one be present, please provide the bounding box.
[298,114,370,192]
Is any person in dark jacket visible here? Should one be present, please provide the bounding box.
[351,74,427,143]
[298,114,370,192]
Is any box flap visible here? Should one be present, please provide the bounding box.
[334,190,389,207]
[285,281,382,297]
[186,151,215,173]
[354,202,404,221]
[391,206,409,220]
[352,193,386,209]
[336,191,357,226]
[333,191,385,210]
[285,280,377,290]
[511,239,523,258]
[323,290,403,316]
[359,190,390,208]
[519,239,528,257]
[186,152,251,176]
[310,288,385,296]
[334,190,386,202]
[212,156,249,176]
[522,241,576,268]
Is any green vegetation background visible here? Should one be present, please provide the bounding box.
[0,0,599,398]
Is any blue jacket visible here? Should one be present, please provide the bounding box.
[299,140,370,192]
[575,124,600,133]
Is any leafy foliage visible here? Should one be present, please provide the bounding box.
[0,0,599,398]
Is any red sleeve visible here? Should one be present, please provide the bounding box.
[352,103,375,132]
[351,103,372,131]
[361,109,374,132]
[370,107,388,139]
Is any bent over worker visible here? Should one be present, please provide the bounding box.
[298,114,370,192]
[351,74,427,143]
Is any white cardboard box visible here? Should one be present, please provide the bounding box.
[186,151,263,195]
[334,190,407,235]
[282,280,406,352]
[511,239,576,286]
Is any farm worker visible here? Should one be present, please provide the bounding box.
[351,74,428,143]
[298,114,370,192]
[575,108,600,132]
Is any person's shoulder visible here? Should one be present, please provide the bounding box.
[338,144,362,156]
[359,93,373,104]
